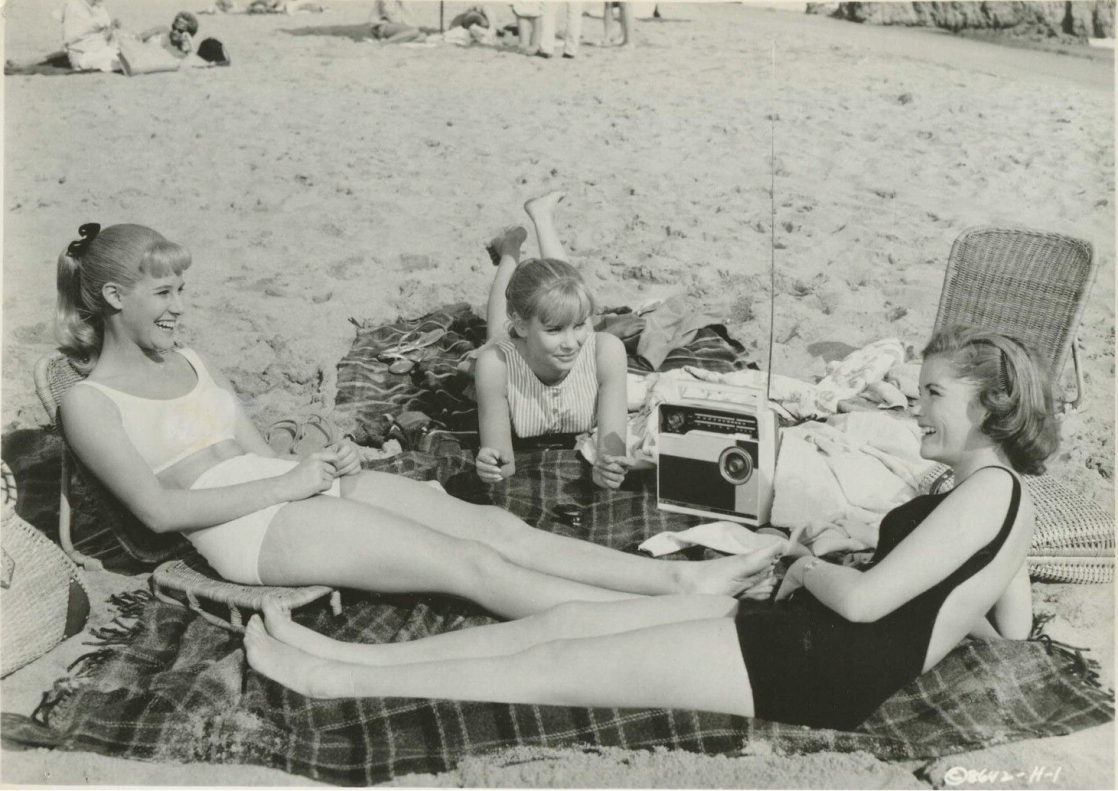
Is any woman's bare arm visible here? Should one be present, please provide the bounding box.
[475,346,516,476]
[594,332,629,459]
[791,469,1016,623]
[967,616,1002,639]
[967,565,1031,639]
[988,562,1032,639]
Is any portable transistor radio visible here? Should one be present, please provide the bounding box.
[656,379,780,527]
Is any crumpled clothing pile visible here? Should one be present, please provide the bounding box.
[770,411,940,555]
[584,337,913,466]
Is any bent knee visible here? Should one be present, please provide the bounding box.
[474,505,527,545]
[457,538,509,578]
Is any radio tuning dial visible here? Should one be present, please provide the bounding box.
[666,410,686,432]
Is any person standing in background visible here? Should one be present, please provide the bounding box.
[512,3,545,55]
[538,3,584,59]
[602,1,633,47]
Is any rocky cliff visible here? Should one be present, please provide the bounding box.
[805,2,1115,39]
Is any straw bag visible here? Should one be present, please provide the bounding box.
[1,462,90,677]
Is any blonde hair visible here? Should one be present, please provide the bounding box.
[923,325,1059,475]
[505,258,594,338]
[56,224,191,372]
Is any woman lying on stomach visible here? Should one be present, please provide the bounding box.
[55,223,778,621]
[244,324,1054,731]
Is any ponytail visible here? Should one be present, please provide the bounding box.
[55,249,103,373]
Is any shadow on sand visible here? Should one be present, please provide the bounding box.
[280,24,371,41]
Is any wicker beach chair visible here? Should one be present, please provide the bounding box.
[33,350,341,630]
[152,554,340,634]
[934,226,1098,409]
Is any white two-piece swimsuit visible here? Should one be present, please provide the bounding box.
[73,348,341,584]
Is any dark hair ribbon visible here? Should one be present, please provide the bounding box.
[67,223,101,259]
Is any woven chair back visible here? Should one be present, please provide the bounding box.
[934,227,1097,397]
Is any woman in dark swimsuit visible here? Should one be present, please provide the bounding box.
[245,325,1057,730]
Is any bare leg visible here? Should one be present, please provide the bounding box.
[484,226,528,341]
[618,1,634,46]
[258,496,639,620]
[262,594,738,666]
[563,2,583,57]
[537,4,556,56]
[337,470,781,598]
[602,2,613,43]
[385,27,426,43]
[245,612,754,715]
[523,190,568,261]
[529,16,543,51]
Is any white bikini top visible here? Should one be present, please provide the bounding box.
[72,348,239,474]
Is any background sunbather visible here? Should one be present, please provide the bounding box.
[246,325,1054,731]
[137,11,199,58]
[116,11,211,75]
[62,0,123,73]
[368,0,433,43]
[475,191,632,490]
[54,223,777,625]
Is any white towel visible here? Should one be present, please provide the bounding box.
[639,521,787,557]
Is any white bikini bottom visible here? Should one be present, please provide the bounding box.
[187,454,342,585]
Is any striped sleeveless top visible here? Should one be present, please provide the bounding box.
[495,333,599,439]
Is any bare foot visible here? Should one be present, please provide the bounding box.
[524,190,566,224]
[244,614,344,698]
[485,225,528,266]
[261,602,382,665]
[682,543,783,598]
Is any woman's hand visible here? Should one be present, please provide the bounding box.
[592,453,634,489]
[475,447,514,484]
[775,556,820,602]
[330,439,362,477]
[281,451,339,500]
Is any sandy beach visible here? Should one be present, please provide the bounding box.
[1,1,1113,786]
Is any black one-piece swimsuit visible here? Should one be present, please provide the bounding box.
[734,467,1022,731]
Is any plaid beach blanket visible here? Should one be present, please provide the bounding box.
[3,446,1112,786]
[336,303,754,448]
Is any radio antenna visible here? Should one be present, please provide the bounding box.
[766,42,776,405]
